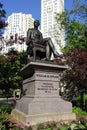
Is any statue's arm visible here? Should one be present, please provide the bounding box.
[40,32,43,41]
[26,29,32,45]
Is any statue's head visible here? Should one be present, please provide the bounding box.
[34,20,40,27]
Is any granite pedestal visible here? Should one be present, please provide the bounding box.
[12,62,76,125]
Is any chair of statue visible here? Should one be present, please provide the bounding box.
[27,42,51,61]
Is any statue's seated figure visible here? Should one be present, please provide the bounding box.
[26,20,60,61]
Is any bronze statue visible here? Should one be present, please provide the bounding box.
[26,20,60,60]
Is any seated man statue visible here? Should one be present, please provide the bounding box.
[26,20,60,60]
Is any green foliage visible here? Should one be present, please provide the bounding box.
[12,127,23,130]
[72,96,81,107]
[80,118,87,128]
[0,2,6,36]
[37,124,44,130]
[56,0,87,53]
[79,124,86,130]
[73,107,87,115]
[70,0,87,22]
[0,104,13,114]
[59,124,68,130]
[56,12,87,53]
[18,51,28,67]
[0,112,9,130]
[0,50,27,98]
[60,48,87,109]
[58,119,87,130]
[64,20,87,52]
[25,126,32,130]
[37,121,57,130]
[7,119,87,130]
[46,128,52,130]
[0,2,6,18]
[70,122,79,130]
[69,119,87,130]
[72,94,87,108]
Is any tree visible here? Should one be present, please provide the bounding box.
[0,3,28,98]
[56,14,87,53]
[63,48,87,91]
[0,50,28,98]
[71,0,87,22]
[56,0,87,52]
[64,20,87,52]
[56,0,87,109]
[0,2,7,35]
[61,48,87,109]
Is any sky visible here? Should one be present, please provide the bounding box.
[1,0,73,23]
[1,0,41,21]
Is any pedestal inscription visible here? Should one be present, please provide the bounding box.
[37,82,57,94]
[23,71,60,97]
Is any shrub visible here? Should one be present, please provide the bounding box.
[0,104,13,114]
[73,107,87,115]
[59,124,69,130]
[37,124,45,130]
[72,94,87,111]
[0,112,9,130]
[12,123,24,130]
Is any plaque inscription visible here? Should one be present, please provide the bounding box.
[36,73,59,94]
[38,82,58,93]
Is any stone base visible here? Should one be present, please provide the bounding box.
[12,109,76,126]
[15,97,73,115]
[12,62,76,126]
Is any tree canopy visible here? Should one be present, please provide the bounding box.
[56,0,87,107]
[0,50,28,98]
[0,2,7,35]
[56,0,87,53]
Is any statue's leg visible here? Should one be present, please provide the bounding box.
[28,54,30,60]
[44,38,54,49]
[47,38,60,58]
[33,46,36,61]
[27,44,33,60]
[26,46,30,60]
[46,43,50,60]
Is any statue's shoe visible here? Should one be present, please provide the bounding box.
[54,51,60,58]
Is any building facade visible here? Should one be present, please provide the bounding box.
[2,13,34,54]
[4,13,34,39]
[41,0,64,53]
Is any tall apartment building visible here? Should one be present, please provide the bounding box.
[41,0,64,53]
[4,13,34,39]
[3,13,34,53]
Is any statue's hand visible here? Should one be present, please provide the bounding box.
[26,39,32,45]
